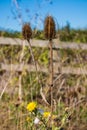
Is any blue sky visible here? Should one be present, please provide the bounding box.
[0,0,87,31]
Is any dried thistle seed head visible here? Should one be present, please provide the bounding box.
[44,16,56,40]
[22,23,32,41]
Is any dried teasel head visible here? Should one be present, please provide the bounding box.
[22,23,32,42]
[44,16,56,41]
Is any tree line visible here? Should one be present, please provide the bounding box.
[0,22,87,43]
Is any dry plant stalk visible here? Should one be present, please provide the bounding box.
[44,16,56,116]
[0,75,12,100]
[22,23,41,101]
[21,23,32,100]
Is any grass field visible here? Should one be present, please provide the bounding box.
[0,42,87,130]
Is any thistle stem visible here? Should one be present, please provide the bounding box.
[49,39,53,118]
[27,40,41,101]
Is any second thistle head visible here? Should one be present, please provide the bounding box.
[22,23,32,42]
[44,15,56,41]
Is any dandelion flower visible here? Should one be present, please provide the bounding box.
[26,117,31,122]
[27,102,37,112]
[43,112,51,118]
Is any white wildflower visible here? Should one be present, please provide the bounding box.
[34,117,40,124]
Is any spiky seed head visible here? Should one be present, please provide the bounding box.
[22,23,32,41]
[44,16,56,40]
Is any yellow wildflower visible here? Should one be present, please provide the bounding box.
[27,102,37,112]
[43,112,51,118]
[26,117,31,122]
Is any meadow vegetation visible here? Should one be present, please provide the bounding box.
[0,21,87,130]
